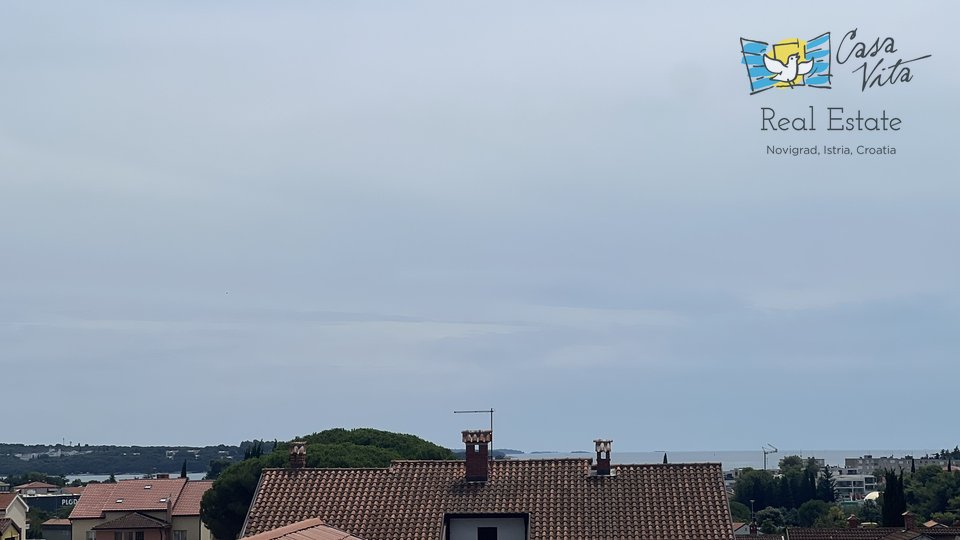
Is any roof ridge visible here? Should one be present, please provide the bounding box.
[243,518,326,540]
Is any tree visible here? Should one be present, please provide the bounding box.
[881,469,906,527]
[200,428,455,540]
[797,500,830,527]
[858,500,882,524]
[814,506,846,528]
[729,501,751,522]
[205,459,232,481]
[756,507,785,534]
[780,456,805,475]
[181,460,188,479]
[734,469,777,511]
[817,467,836,503]
[903,465,960,521]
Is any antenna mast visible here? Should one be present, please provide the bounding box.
[454,408,495,455]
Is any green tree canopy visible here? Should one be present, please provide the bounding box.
[858,499,882,524]
[729,501,751,522]
[797,499,830,527]
[200,428,455,540]
[881,469,906,527]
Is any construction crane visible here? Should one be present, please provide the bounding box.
[762,443,778,470]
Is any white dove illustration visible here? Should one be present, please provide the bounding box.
[763,53,814,87]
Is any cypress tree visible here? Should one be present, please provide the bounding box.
[881,469,906,527]
[181,460,188,478]
[663,453,668,464]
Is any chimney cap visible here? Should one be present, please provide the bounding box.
[462,430,492,444]
[594,439,612,452]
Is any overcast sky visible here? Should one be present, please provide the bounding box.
[1,1,957,452]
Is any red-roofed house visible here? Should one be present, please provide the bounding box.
[69,480,213,540]
[0,493,29,540]
[241,431,735,540]
[244,518,364,540]
[14,482,61,496]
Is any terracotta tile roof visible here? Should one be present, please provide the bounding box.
[0,518,20,535]
[172,480,212,516]
[242,460,733,540]
[787,529,960,540]
[786,529,902,540]
[42,519,73,526]
[93,512,170,530]
[245,518,365,540]
[14,481,59,490]
[0,493,23,511]
[877,531,927,540]
[919,528,960,538]
[69,479,210,519]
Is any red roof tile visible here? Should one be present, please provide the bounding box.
[0,493,24,511]
[43,519,73,526]
[93,512,170,530]
[70,479,211,519]
[172,481,212,517]
[786,527,960,540]
[917,528,960,538]
[242,460,733,540]
[245,518,365,540]
[14,482,59,490]
[0,518,20,535]
[786,529,902,540]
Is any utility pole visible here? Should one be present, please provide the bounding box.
[454,409,495,455]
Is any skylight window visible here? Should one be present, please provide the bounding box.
[116,499,123,504]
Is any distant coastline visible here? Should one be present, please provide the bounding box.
[512,449,941,470]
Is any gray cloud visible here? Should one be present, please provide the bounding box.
[1,1,957,451]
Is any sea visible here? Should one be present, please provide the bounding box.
[61,449,940,481]
[65,472,208,482]
[511,449,941,470]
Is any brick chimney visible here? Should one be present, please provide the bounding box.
[902,511,916,530]
[847,514,860,528]
[594,439,612,476]
[289,441,307,469]
[462,430,492,482]
[748,521,758,536]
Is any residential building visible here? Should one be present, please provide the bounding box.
[0,519,22,540]
[830,467,878,502]
[783,513,960,539]
[0,493,29,540]
[68,478,212,540]
[43,518,73,540]
[241,431,735,540]
[244,519,363,540]
[0,483,10,494]
[844,456,952,475]
[14,482,62,496]
[20,492,82,512]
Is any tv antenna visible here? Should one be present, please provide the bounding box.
[454,408,494,455]
[762,443,778,470]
